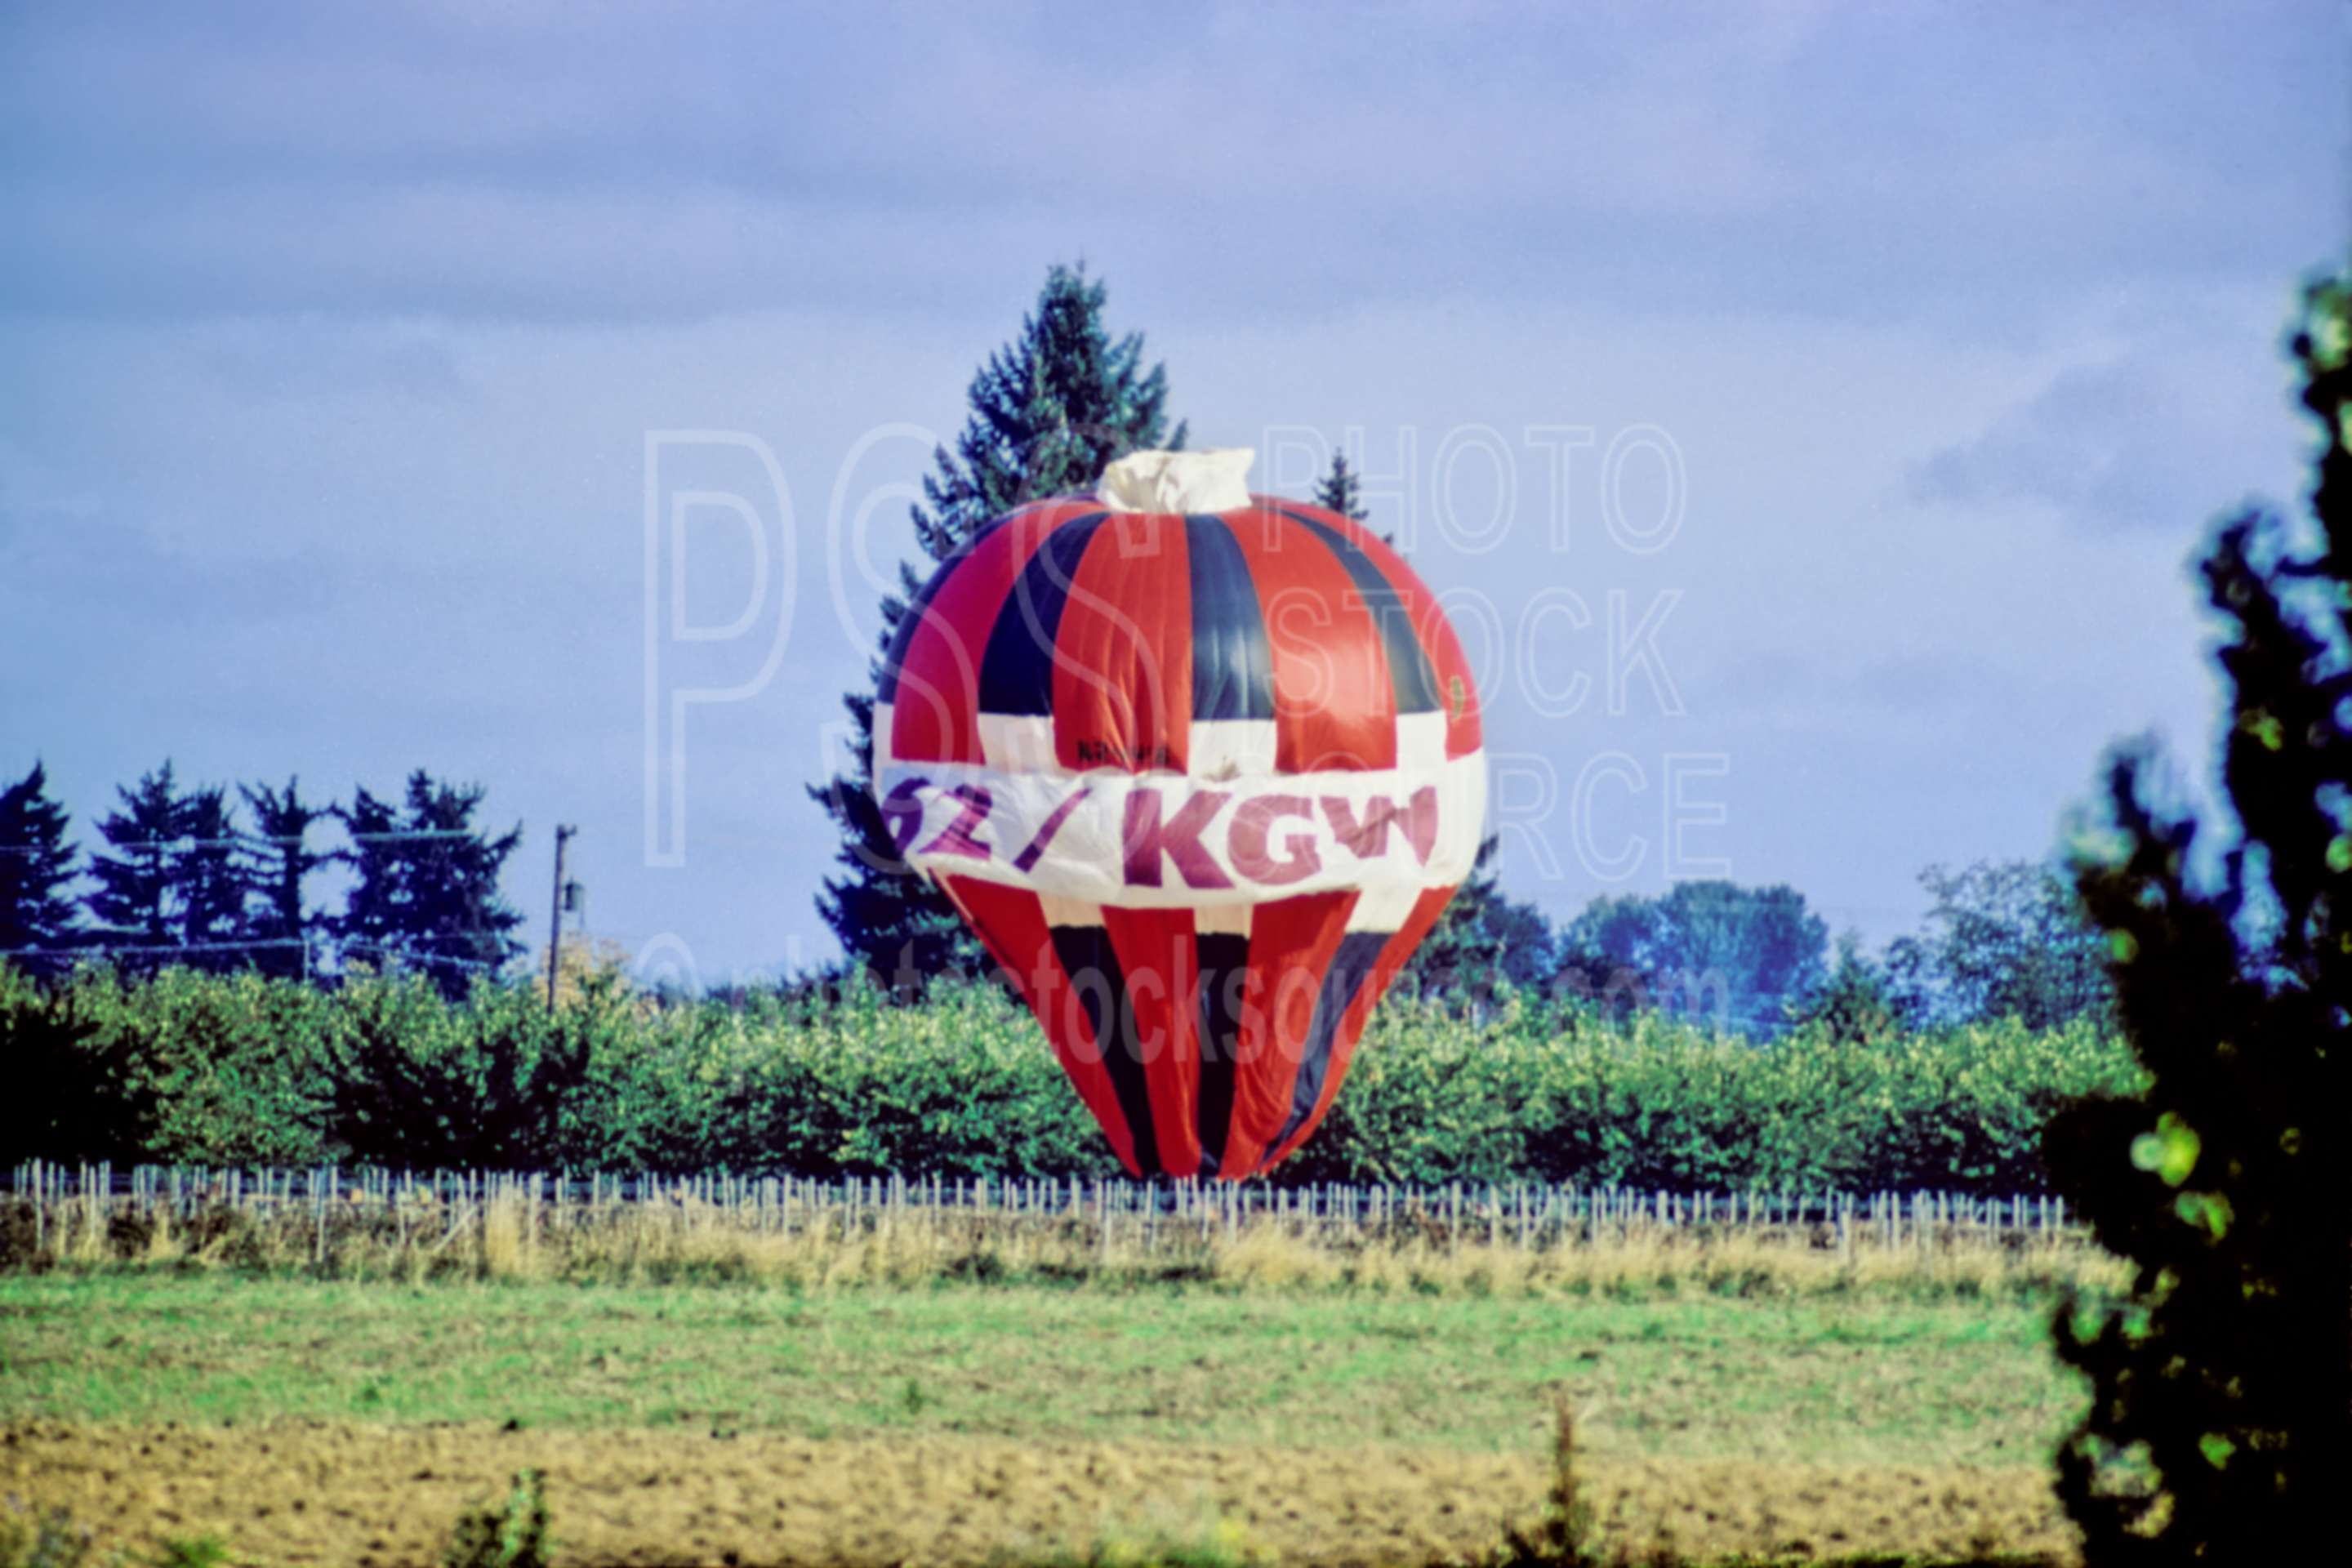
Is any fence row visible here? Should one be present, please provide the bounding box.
[7,1160,2078,1253]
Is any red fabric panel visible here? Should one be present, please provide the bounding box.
[893,501,1094,764]
[1101,905,1203,1176]
[1218,889,1355,1175]
[1288,501,1484,759]
[938,873,1139,1174]
[1262,884,1458,1170]
[1220,505,1396,773]
[1049,513,1193,773]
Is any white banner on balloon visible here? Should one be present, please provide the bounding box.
[874,754,1486,910]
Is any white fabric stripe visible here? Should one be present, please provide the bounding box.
[1394,710,1448,775]
[978,713,1057,773]
[1430,748,1486,891]
[1345,882,1424,934]
[1187,719,1277,782]
[1192,902,1253,936]
[1037,895,1103,929]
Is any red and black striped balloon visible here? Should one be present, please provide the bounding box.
[872,492,1486,1178]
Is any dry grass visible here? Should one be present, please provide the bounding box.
[1,1189,2123,1301]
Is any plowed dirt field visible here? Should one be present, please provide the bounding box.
[3,1419,2078,1566]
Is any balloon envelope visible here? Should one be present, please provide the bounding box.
[872,493,1485,1178]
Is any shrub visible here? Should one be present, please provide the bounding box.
[442,1469,550,1568]
[2047,271,2350,1557]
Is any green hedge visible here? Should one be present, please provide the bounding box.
[1,963,2144,1191]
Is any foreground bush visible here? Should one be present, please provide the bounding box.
[2045,273,2352,1560]
[2,961,2141,1191]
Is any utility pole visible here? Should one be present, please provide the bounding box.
[546,823,576,1009]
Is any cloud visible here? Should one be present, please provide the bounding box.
[0,504,339,625]
[1,1,2336,327]
[1908,349,2298,533]
[192,323,471,405]
[1698,644,2013,735]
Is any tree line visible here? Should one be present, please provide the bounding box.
[1383,844,2112,1037]
[0,760,524,996]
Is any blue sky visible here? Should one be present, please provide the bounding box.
[3,1,2347,986]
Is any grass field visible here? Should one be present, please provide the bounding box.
[0,1276,2081,1464]
[0,1273,2095,1565]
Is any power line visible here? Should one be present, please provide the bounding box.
[0,827,492,855]
[0,937,308,959]
[1,935,505,973]
[346,830,506,844]
[341,940,505,973]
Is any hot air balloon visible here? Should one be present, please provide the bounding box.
[871,448,1485,1178]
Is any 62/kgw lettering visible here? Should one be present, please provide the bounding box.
[883,778,1439,889]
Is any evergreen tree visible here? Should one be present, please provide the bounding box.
[238,776,328,981]
[336,782,405,965]
[83,762,186,959]
[809,263,1183,991]
[391,771,525,990]
[84,763,260,974]
[1313,449,1368,522]
[1313,447,1402,546]
[2046,272,2349,1557]
[335,770,524,999]
[174,782,246,971]
[0,761,81,978]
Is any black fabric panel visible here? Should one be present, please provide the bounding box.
[876,508,1021,703]
[1279,508,1441,715]
[1049,920,1162,1177]
[975,511,1111,715]
[1265,929,1390,1157]
[1190,930,1251,1178]
[1184,514,1276,723]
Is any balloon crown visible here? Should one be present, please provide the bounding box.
[1095,448,1255,513]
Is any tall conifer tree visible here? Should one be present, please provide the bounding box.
[84,763,259,973]
[175,782,246,972]
[809,264,1183,989]
[84,762,186,958]
[239,777,328,980]
[335,770,523,998]
[0,762,81,977]
[1313,448,1369,522]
